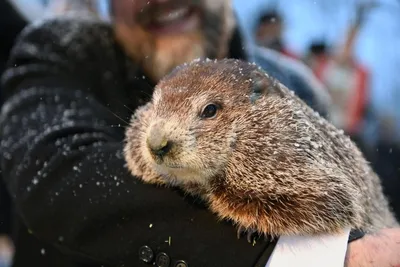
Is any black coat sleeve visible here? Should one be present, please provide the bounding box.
[0,17,271,267]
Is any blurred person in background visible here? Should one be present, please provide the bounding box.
[352,0,400,221]
[0,0,399,266]
[302,42,330,74]
[254,9,297,59]
[309,2,370,146]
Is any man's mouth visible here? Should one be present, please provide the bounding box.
[137,2,201,35]
[154,7,191,24]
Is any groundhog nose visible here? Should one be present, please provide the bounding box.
[152,140,173,157]
[147,135,173,158]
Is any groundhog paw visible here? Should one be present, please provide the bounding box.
[236,225,261,243]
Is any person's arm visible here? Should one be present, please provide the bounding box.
[345,228,400,267]
[0,17,271,266]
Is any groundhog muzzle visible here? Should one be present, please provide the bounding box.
[124,58,398,240]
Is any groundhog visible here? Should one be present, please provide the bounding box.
[123,58,398,241]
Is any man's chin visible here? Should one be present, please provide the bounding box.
[114,20,209,82]
[142,31,206,81]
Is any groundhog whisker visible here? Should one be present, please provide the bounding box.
[106,108,130,125]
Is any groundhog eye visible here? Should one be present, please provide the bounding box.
[200,103,219,119]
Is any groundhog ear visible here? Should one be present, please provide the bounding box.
[249,71,282,104]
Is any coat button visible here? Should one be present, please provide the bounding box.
[138,245,154,263]
[174,260,188,267]
[155,252,171,267]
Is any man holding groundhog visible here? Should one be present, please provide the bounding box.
[0,0,399,266]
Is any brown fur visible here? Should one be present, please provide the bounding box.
[124,58,398,239]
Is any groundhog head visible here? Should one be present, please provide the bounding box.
[139,58,288,187]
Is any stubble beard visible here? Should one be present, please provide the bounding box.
[114,4,235,82]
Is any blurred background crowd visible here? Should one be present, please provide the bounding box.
[0,0,399,266]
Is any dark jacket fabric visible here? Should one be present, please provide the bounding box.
[0,0,27,236]
[0,15,329,267]
[0,0,26,67]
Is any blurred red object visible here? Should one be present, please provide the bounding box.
[314,57,369,135]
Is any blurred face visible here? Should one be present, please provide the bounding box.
[112,0,235,82]
[256,21,283,50]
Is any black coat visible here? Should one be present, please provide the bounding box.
[0,15,329,267]
[0,0,27,236]
[0,0,26,66]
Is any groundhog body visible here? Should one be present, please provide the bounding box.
[124,58,398,238]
